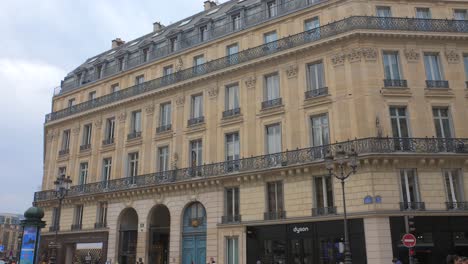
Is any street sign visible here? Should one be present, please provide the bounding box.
[402,233,417,248]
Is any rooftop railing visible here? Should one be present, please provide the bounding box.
[34,137,468,202]
[47,16,468,123]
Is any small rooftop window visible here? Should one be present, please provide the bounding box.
[107,50,116,55]
[88,57,98,63]
[179,19,192,27]
[152,32,161,37]
[207,8,220,15]
[128,41,140,47]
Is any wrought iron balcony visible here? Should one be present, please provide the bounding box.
[49,226,59,232]
[262,98,282,109]
[58,149,69,156]
[102,138,114,146]
[71,224,82,231]
[127,131,142,140]
[80,144,91,151]
[426,80,449,89]
[264,211,287,220]
[400,202,426,211]
[312,206,337,216]
[94,222,107,229]
[34,137,468,202]
[188,116,205,126]
[45,17,468,123]
[221,215,242,224]
[222,108,241,118]
[305,87,328,99]
[384,79,408,88]
[156,124,172,133]
[446,202,468,211]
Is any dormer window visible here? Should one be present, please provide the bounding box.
[170,37,178,52]
[142,48,150,63]
[96,65,103,79]
[267,1,277,18]
[118,57,125,71]
[232,13,241,31]
[200,26,208,42]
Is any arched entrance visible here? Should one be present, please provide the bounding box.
[182,202,207,264]
[118,208,138,264]
[148,205,170,264]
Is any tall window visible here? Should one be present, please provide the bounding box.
[267,181,284,212]
[159,103,172,128]
[266,123,281,154]
[135,75,145,85]
[79,162,88,185]
[264,73,280,101]
[433,107,452,138]
[225,133,240,161]
[390,107,410,138]
[454,9,467,20]
[227,44,239,64]
[307,61,325,92]
[267,1,277,18]
[158,146,170,172]
[142,48,150,62]
[193,55,205,74]
[304,17,320,31]
[97,202,108,226]
[111,83,120,93]
[264,31,277,44]
[200,26,208,42]
[191,94,203,119]
[232,13,241,30]
[102,158,112,182]
[463,55,468,81]
[444,169,464,206]
[88,91,97,100]
[225,84,240,111]
[105,117,115,142]
[82,124,92,146]
[416,8,431,18]
[383,52,402,80]
[118,57,125,71]
[314,176,333,208]
[400,169,421,204]
[130,110,142,133]
[127,152,139,178]
[376,6,392,17]
[226,237,239,264]
[97,65,103,79]
[170,37,178,52]
[424,53,443,81]
[190,139,203,167]
[311,114,329,147]
[74,205,84,227]
[163,65,173,76]
[225,187,240,221]
[61,130,71,151]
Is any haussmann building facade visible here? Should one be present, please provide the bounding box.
[34,0,468,263]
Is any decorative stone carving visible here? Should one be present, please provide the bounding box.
[208,87,219,98]
[145,104,155,115]
[175,57,183,72]
[331,52,346,66]
[94,119,103,129]
[172,152,179,169]
[445,50,460,64]
[404,49,420,63]
[176,96,185,106]
[118,112,127,123]
[347,48,362,63]
[361,48,378,61]
[72,126,80,135]
[46,130,56,142]
[244,76,256,89]
[285,65,299,79]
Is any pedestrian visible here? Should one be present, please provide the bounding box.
[392,257,402,264]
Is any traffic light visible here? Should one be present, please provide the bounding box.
[408,216,416,233]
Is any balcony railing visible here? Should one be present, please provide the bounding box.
[446,202,468,211]
[156,124,172,133]
[58,149,69,156]
[94,222,107,229]
[45,17,468,123]
[312,206,337,216]
[80,144,91,151]
[102,138,114,146]
[384,79,408,88]
[34,137,468,202]
[264,211,287,220]
[222,108,241,118]
[305,87,328,99]
[426,80,450,89]
[127,131,142,140]
[188,116,205,126]
[262,98,282,109]
[400,202,426,211]
[221,215,242,224]
[49,226,59,232]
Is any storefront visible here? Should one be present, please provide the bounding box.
[390,216,468,264]
[246,219,366,264]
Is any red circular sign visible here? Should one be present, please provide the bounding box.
[402,233,417,248]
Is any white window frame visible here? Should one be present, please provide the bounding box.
[400,169,421,203]
[190,139,203,167]
[82,123,92,146]
[191,94,204,119]
[265,123,282,154]
[102,158,112,182]
[382,51,402,80]
[307,60,325,91]
[159,102,172,127]
[310,114,329,147]
[225,187,240,217]
[432,107,453,138]
[127,152,139,178]
[62,130,71,150]
[79,162,88,185]
[424,53,444,81]
[264,73,280,101]
[226,236,239,264]
[74,205,84,226]
[304,16,320,31]
[130,110,142,133]
[376,6,392,17]
[135,75,145,85]
[443,169,464,204]
[105,117,115,140]
[158,146,170,172]
[389,106,410,138]
[225,132,240,161]
[97,202,108,225]
[266,181,284,212]
[225,84,240,111]
[313,175,334,208]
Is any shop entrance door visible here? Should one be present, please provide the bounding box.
[149,227,169,264]
[289,239,314,264]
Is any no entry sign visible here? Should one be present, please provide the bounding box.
[402,233,417,248]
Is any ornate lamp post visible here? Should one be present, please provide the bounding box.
[49,174,72,264]
[325,145,358,264]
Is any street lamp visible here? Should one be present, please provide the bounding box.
[325,145,358,264]
[49,174,72,264]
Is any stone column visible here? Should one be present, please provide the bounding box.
[364,217,393,264]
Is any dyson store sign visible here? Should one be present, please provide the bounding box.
[293,226,310,234]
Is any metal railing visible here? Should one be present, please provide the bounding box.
[312,206,337,216]
[94,222,107,229]
[305,87,328,99]
[46,17,468,123]
[188,116,205,126]
[127,131,142,140]
[384,79,408,88]
[400,202,426,211]
[156,124,172,133]
[221,215,242,224]
[71,224,82,231]
[264,211,287,220]
[222,108,241,118]
[426,80,450,89]
[446,202,468,211]
[34,137,468,202]
[102,138,114,146]
[58,149,69,156]
[262,98,282,109]
[80,144,91,151]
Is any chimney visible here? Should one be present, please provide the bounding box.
[204,0,217,11]
[153,21,165,32]
[111,38,125,49]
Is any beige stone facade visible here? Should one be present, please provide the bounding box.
[35,0,468,263]
[0,213,22,259]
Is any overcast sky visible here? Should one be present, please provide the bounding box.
[0,0,211,214]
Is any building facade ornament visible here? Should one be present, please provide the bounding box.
[445,50,460,64]
[175,57,184,72]
[331,52,346,66]
[244,76,256,89]
[46,130,57,142]
[208,87,219,98]
[347,48,363,63]
[285,65,299,79]
[118,112,127,123]
[94,119,103,129]
[145,104,155,115]
[72,126,80,135]
[176,96,185,107]
[404,49,420,63]
[361,48,378,61]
